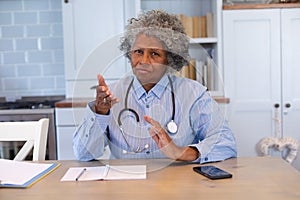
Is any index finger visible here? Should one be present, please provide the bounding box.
[144,116,164,135]
[144,115,160,127]
[144,115,153,125]
[97,74,107,87]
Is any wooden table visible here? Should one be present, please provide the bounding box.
[1,157,300,200]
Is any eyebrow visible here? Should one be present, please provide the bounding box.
[132,47,165,51]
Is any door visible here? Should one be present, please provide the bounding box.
[223,9,281,156]
[281,8,300,170]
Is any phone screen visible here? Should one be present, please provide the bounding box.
[193,165,232,180]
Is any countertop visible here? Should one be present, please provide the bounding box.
[223,2,300,10]
[55,96,230,108]
[55,98,93,108]
[0,108,54,115]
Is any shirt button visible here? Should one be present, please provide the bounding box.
[85,134,88,138]
[90,118,94,122]
[204,157,208,161]
[146,105,149,108]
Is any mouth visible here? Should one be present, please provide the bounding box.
[134,67,151,74]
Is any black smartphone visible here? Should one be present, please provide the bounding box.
[193,165,232,180]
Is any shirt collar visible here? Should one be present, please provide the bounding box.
[132,74,170,100]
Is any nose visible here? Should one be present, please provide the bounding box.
[140,51,151,64]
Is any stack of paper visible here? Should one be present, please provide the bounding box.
[0,159,60,188]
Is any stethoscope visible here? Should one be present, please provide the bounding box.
[117,75,177,154]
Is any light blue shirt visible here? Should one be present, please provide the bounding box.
[73,74,237,163]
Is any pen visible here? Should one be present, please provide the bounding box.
[75,168,87,181]
[90,85,98,90]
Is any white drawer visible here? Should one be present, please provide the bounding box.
[56,126,111,160]
[55,107,86,126]
[56,126,77,160]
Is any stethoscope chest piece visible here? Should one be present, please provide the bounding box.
[166,120,178,134]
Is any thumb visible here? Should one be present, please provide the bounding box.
[97,74,107,86]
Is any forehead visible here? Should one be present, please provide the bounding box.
[132,34,165,50]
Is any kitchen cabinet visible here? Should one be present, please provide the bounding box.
[62,0,137,98]
[223,8,300,170]
[55,107,85,160]
[55,106,110,160]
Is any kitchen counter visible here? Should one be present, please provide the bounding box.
[54,98,93,108]
[223,2,300,10]
[0,108,54,115]
[55,96,230,108]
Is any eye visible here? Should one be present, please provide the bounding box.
[151,51,160,57]
[133,49,143,55]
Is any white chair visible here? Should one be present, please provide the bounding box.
[0,118,49,161]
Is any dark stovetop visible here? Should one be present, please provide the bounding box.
[0,95,65,110]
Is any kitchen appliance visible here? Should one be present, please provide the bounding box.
[0,96,64,160]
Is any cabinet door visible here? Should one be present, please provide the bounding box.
[55,107,86,160]
[56,126,77,160]
[223,9,281,156]
[55,107,86,126]
[63,0,125,80]
[281,8,300,170]
[62,0,129,98]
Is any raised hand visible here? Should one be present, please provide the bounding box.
[94,74,119,114]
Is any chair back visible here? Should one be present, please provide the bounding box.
[0,118,49,161]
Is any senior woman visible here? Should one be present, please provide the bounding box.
[73,10,237,163]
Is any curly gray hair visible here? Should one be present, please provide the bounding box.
[119,10,190,71]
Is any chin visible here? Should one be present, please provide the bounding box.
[136,77,157,86]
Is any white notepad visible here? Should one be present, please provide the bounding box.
[61,165,146,181]
[0,159,60,188]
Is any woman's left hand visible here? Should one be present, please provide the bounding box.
[144,116,197,160]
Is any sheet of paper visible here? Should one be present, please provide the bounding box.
[106,165,146,180]
[0,159,54,185]
[60,166,107,181]
[60,165,146,181]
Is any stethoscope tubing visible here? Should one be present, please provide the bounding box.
[117,75,177,153]
[117,75,175,127]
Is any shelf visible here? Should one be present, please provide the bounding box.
[223,2,300,10]
[189,37,218,44]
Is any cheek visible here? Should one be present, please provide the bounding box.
[157,65,168,75]
[130,58,138,68]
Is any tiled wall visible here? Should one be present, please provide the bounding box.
[0,0,65,100]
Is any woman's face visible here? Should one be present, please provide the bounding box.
[130,34,168,89]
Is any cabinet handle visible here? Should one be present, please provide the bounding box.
[274,103,280,108]
[285,103,291,108]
